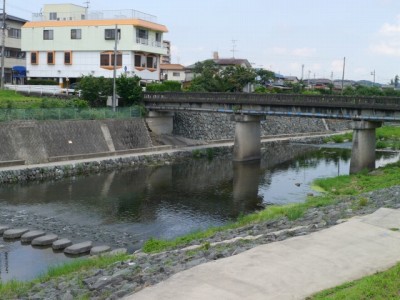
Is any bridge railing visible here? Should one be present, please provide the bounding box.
[143,92,400,110]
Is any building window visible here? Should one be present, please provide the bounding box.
[146,56,157,69]
[31,52,39,65]
[49,12,57,20]
[100,51,122,69]
[136,28,148,44]
[64,51,72,64]
[8,28,21,39]
[43,30,54,40]
[71,29,82,39]
[104,29,121,40]
[47,51,55,64]
[173,72,180,77]
[134,54,143,68]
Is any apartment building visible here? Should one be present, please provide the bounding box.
[21,4,168,87]
[1,14,27,83]
[161,40,171,64]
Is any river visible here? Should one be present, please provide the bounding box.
[0,142,398,282]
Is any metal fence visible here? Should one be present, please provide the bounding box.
[0,107,142,122]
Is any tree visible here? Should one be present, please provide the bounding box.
[187,60,256,92]
[255,69,275,85]
[78,75,112,106]
[187,60,222,92]
[147,81,182,92]
[220,65,256,92]
[116,75,143,105]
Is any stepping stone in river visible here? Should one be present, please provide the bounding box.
[90,245,111,256]
[52,238,72,250]
[32,234,58,246]
[3,228,29,239]
[64,241,93,255]
[21,230,46,243]
[0,226,10,236]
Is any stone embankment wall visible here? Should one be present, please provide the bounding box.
[173,112,351,140]
[0,119,152,164]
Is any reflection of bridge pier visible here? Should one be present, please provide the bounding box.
[233,160,261,208]
[350,121,382,174]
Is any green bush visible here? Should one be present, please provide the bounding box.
[27,79,58,85]
[146,81,182,92]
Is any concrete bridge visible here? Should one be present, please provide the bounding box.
[143,92,400,174]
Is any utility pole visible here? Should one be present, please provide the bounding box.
[371,70,376,86]
[341,57,346,95]
[1,0,6,89]
[301,64,304,80]
[112,24,118,112]
[231,39,237,58]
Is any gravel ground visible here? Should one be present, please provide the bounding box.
[8,185,400,300]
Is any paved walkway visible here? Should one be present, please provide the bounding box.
[125,208,400,300]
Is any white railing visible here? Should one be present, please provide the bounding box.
[5,84,64,95]
[136,38,149,45]
[32,9,157,23]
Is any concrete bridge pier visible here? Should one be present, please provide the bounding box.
[350,120,382,174]
[145,111,174,135]
[232,115,263,162]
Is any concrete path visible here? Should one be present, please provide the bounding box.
[125,208,400,300]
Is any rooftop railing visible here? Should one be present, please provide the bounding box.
[32,9,157,23]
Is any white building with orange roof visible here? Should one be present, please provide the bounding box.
[21,4,168,87]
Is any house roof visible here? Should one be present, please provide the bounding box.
[285,76,299,81]
[23,19,168,32]
[160,64,185,70]
[0,14,28,23]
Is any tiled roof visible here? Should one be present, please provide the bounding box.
[160,64,185,70]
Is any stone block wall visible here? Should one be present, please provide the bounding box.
[173,112,351,141]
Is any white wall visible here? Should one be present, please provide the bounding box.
[27,51,160,81]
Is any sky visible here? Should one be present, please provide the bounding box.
[7,0,400,83]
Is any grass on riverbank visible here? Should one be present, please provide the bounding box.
[142,195,337,253]
[324,126,400,150]
[314,160,400,195]
[0,253,129,299]
[309,262,400,299]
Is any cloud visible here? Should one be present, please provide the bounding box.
[268,47,316,57]
[379,15,400,35]
[291,48,316,57]
[372,15,400,56]
[370,42,400,57]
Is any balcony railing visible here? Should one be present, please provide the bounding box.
[135,38,163,48]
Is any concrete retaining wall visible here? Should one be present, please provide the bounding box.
[173,112,351,141]
[0,119,152,164]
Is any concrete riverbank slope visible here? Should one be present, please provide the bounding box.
[0,119,152,164]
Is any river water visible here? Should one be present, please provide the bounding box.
[0,143,399,282]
